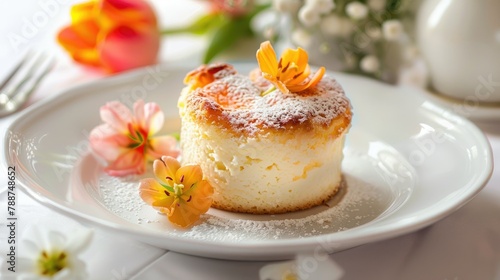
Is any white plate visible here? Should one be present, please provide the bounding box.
[4,64,493,260]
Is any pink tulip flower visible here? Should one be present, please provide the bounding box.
[57,0,160,73]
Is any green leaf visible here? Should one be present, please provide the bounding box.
[386,0,403,13]
[170,132,180,142]
[248,3,271,18]
[203,16,253,63]
[202,4,270,63]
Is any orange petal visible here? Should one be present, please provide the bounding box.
[185,180,214,213]
[279,48,299,70]
[70,1,97,24]
[278,64,299,85]
[99,25,159,73]
[176,165,203,191]
[307,67,326,88]
[153,156,180,186]
[151,197,176,210]
[167,202,202,228]
[139,178,175,207]
[183,64,237,88]
[285,64,311,86]
[277,48,309,85]
[99,0,157,29]
[288,67,326,92]
[295,47,309,72]
[57,23,100,67]
[274,80,290,94]
[68,2,100,47]
[256,41,278,78]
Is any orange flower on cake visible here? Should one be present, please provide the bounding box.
[256,40,325,95]
[89,99,179,176]
[57,0,160,73]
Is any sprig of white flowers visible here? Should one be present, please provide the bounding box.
[346,2,368,20]
[273,0,423,85]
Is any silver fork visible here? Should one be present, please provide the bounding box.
[0,52,55,117]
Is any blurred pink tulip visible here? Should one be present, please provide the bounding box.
[57,0,160,73]
[210,0,254,16]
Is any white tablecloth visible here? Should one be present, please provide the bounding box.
[1,1,500,279]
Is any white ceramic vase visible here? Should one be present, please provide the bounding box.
[416,0,500,102]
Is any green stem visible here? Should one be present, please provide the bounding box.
[261,85,276,97]
[160,28,195,35]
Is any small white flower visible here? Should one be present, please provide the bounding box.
[366,26,382,40]
[298,5,321,27]
[346,2,369,20]
[259,260,297,280]
[368,0,386,11]
[382,19,404,41]
[403,45,420,62]
[291,28,313,48]
[259,253,344,280]
[344,53,358,69]
[320,14,354,37]
[398,60,429,88]
[263,26,277,40]
[13,227,93,280]
[305,0,335,14]
[273,0,301,13]
[360,55,380,73]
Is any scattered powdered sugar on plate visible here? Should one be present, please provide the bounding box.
[181,176,388,241]
[100,175,144,220]
[99,171,390,242]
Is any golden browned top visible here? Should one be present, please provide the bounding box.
[181,63,352,137]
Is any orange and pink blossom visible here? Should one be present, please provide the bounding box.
[57,0,160,73]
[90,99,179,176]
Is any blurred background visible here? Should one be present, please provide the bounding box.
[1,1,500,279]
[1,0,499,104]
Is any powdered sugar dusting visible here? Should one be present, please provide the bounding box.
[186,72,351,135]
[100,175,143,219]
[99,167,391,242]
[184,178,386,240]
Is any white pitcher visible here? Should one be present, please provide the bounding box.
[416,0,500,102]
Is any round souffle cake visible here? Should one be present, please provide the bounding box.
[178,51,352,214]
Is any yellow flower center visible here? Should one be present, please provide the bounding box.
[173,182,185,196]
[37,249,68,276]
